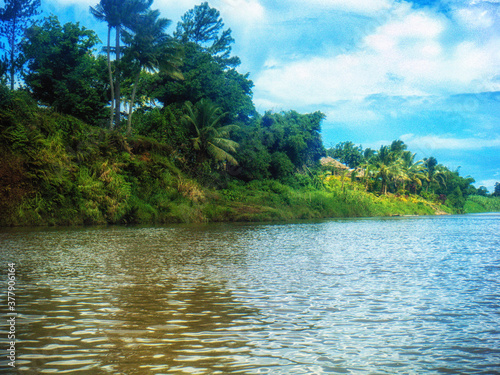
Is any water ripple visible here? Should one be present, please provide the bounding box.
[0,215,499,373]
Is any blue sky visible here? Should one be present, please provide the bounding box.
[41,0,500,191]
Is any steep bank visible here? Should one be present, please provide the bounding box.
[0,97,455,226]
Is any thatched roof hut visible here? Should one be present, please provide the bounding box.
[320,157,349,170]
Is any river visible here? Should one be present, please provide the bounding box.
[0,214,499,374]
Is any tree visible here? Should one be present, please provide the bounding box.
[400,151,425,193]
[183,99,239,166]
[327,141,364,168]
[494,182,500,197]
[440,170,475,212]
[270,151,295,180]
[155,4,254,121]
[174,2,240,68]
[423,156,446,193]
[90,0,153,128]
[0,0,40,90]
[477,186,489,197]
[90,0,118,128]
[22,16,108,125]
[232,117,272,181]
[261,110,325,169]
[153,41,254,121]
[122,10,182,134]
[369,145,403,195]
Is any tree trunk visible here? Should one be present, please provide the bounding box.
[115,25,121,127]
[127,71,141,135]
[9,17,17,90]
[107,26,115,130]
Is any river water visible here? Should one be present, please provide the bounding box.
[0,214,499,374]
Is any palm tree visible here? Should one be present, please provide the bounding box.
[90,0,118,128]
[183,99,239,166]
[400,151,425,193]
[90,0,152,128]
[423,157,446,193]
[122,10,183,134]
[371,145,403,195]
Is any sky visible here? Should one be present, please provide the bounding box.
[40,0,500,191]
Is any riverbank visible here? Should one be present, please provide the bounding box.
[0,94,487,227]
[0,170,451,226]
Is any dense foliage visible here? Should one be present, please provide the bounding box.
[325,140,482,212]
[0,1,497,226]
[21,16,109,125]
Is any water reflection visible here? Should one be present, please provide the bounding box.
[0,215,499,373]
[2,225,262,374]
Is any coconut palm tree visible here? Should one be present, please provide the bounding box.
[90,0,152,128]
[423,156,447,193]
[400,151,425,193]
[183,99,239,166]
[90,0,119,128]
[370,145,403,194]
[122,10,183,134]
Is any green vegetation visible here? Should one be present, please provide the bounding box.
[0,0,41,90]
[464,195,500,214]
[0,1,495,226]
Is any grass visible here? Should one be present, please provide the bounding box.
[465,195,500,213]
[201,179,442,223]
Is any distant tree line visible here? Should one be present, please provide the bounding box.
[327,140,498,210]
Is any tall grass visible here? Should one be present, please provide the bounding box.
[203,179,440,223]
[465,195,500,213]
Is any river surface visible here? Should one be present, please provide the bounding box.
[0,214,499,374]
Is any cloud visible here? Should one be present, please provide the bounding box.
[455,6,495,29]
[254,3,500,109]
[220,0,265,25]
[400,134,500,150]
[288,0,394,14]
[476,179,499,191]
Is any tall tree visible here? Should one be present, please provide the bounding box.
[370,145,403,195]
[122,10,182,134]
[90,0,118,128]
[153,41,254,121]
[400,151,425,193]
[423,156,446,193]
[22,16,108,125]
[175,2,240,68]
[493,182,500,197]
[154,3,254,122]
[0,0,40,90]
[90,0,153,128]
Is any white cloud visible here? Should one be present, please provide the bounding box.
[400,134,500,150]
[367,11,445,40]
[475,179,499,191]
[220,0,265,25]
[456,7,494,29]
[254,4,500,109]
[324,100,382,125]
[288,0,393,14]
